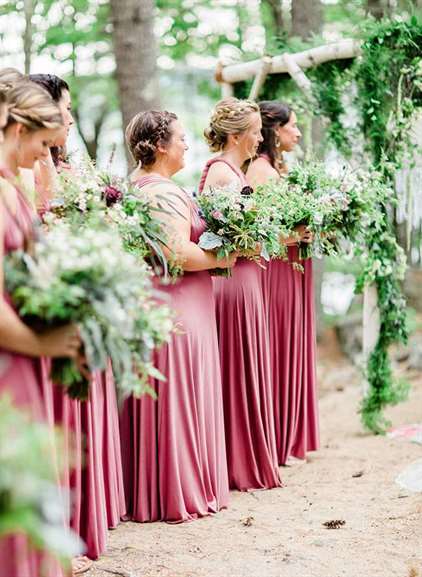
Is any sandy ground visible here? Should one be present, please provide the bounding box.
[87,331,422,577]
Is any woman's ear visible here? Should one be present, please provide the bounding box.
[227,133,238,148]
[156,141,168,155]
[14,122,29,139]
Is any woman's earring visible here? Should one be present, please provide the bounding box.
[275,136,281,148]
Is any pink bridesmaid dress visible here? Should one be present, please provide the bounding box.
[259,154,320,465]
[0,173,67,577]
[198,158,281,491]
[36,164,125,559]
[120,175,229,522]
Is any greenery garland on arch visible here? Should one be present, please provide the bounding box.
[234,16,422,433]
[313,17,422,433]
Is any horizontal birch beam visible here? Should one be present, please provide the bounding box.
[218,39,362,85]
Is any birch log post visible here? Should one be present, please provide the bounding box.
[281,52,314,99]
[249,56,273,101]
[362,285,380,395]
[219,39,361,85]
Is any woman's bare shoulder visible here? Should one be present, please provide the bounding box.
[205,161,239,187]
[247,157,279,186]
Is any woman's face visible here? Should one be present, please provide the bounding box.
[276,111,301,152]
[55,89,74,147]
[16,126,64,169]
[237,112,263,161]
[163,120,188,174]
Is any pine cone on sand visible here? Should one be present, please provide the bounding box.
[323,519,346,529]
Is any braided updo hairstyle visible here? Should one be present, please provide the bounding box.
[0,68,25,91]
[125,110,178,167]
[5,80,63,132]
[204,97,260,152]
[257,100,292,171]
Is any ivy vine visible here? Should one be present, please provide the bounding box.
[234,16,422,433]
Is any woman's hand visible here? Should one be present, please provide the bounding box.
[282,224,313,245]
[215,252,238,269]
[37,324,81,358]
[300,226,314,244]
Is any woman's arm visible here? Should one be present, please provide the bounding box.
[33,152,59,211]
[0,197,80,358]
[147,182,236,272]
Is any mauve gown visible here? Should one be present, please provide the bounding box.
[198,158,281,491]
[258,155,320,465]
[36,167,125,559]
[52,367,125,558]
[0,176,67,577]
[120,175,229,522]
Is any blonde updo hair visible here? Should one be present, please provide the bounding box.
[0,67,25,91]
[5,80,63,132]
[125,110,178,166]
[204,97,260,152]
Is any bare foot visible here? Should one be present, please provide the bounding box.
[284,456,307,467]
[72,556,93,575]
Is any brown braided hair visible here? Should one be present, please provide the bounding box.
[204,97,259,152]
[125,110,178,166]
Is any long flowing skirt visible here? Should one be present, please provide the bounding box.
[121,271,229,522]
[265,248,319,465]
[0,352,66,577]
[53,362,125,558]
[213,259,281,491]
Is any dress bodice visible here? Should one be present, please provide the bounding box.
[198,157,248,193]
[1,169,35,255]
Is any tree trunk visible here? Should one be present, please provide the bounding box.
[260,0,284,49]
[366,0,392,20]
[110,0,160,147]
[291,0,322,41]
[366,0,386,18]
[23,0,34,73]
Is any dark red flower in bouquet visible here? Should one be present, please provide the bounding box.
[240,185,253,196]
[103,184,123,207]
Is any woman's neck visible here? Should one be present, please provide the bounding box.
[0,144,19,176]
[133,161,174,181]
[220,148,247,170]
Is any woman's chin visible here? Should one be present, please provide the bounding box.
[19,159,36,170]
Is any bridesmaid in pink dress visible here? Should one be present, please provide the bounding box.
[30,73,126,563]
[0,81,81,577]
[247,100,320,465]
[199,97,281,491]
[120,110,234,522]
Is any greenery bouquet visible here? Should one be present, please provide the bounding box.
[44,155,106,225]
[45,159,177,281]
[106,179,183,280]
[255,161,399,264]
[0,395,83,567]
[5,223,173,400]
[197,182,286,276]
